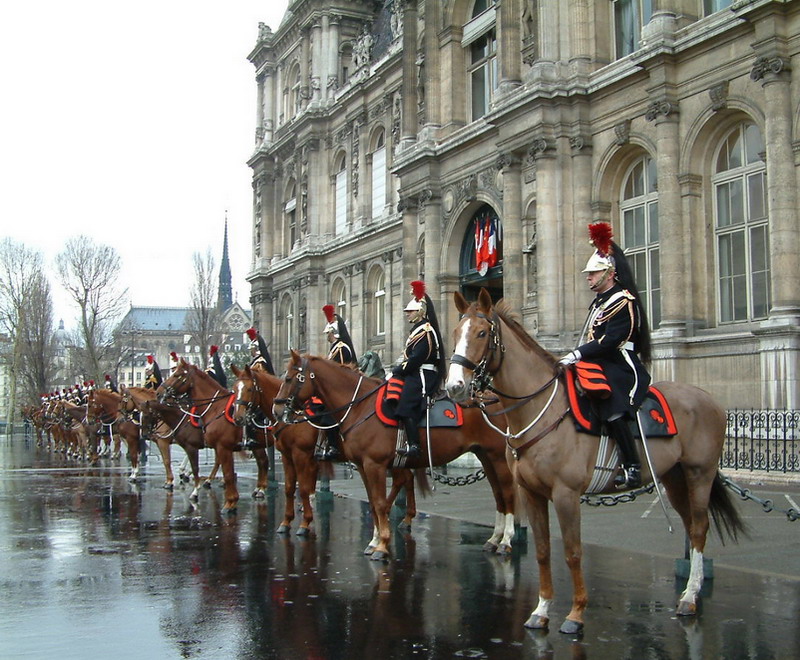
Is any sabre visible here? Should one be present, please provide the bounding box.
[636,410,673,533]
[421,367,435,491]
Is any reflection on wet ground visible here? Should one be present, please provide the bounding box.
[1,438,798,659]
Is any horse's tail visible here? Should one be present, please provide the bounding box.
[709,472,749,545]
[415,468,432,497]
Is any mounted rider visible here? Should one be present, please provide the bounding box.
[246,327,274,373]
[205,344,227,388]
[392,280,446,459]
[558,222,652,488]
[315,304,358,460]
[104,374,118,393]
[144,354,163,390]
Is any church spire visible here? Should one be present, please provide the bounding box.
[217,213,233,311]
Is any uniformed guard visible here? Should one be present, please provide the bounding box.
[104,374,118,393]
[144,355,163,390]
[557,222,652,488]
[246,327,275,373]
[392,280,446,458]
[315,305,359,460]
[169,351,180,375]
[205,344,228,388]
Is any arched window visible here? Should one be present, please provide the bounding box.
[284,181,297,255]
[620,155,660,329]
[279,295,295,354]
[459,204,504,300]
[334,155,347,235]
[287,62,301,119]
[614,0,653,59]
[713,122,769,323]
[463,0,497,121]
[331,278,347,324]
[372,268,386,337]
[371,131,387,220]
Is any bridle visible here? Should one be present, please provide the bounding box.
[234,374,273,429]
[450,309,505,396]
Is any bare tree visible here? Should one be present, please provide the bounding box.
[17,270,59,404]
[0,239,57,430]
[55,235,128,382]
[186,249,221,362]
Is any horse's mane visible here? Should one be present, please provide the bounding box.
[309,353,385,387]
[186,362,229,392]
[492,299,558,367]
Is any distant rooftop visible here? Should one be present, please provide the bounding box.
[124,307,190,332]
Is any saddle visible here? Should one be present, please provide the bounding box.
[190,393,236,428]
[375,382,463,428]
[565,369,677,438]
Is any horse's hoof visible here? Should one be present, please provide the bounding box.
[180,474,190,483]
[369,550,389,562]
[202,481,212,490]
[524,614,549,630]
[676,600,697,616]
[276,524,290,535]
[558,619,584,635]
[363,545,376,556]
[164,483,174,491]
[482,541,499,553]
[189,493,199,502]
[496,543,512,556]
[396,521,412,532]
[296,526,310,537]
[223,507,238,516]
[252,489,265,500]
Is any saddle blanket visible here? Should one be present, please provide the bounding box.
[566,371,677,438]
[375,382,463,428]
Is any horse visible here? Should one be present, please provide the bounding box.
[272,351,517,560]
[445,288,746,633]
[159,359,270,512]
[118,385,210,498]
[87,389,146,479]
[231,364,420,537]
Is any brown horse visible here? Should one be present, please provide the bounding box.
[159,359,270,512]
[87,389,146,479]
[118,385,210,498]
[272,351,517,560]
[445,289,746,633]
[231,364,420,538]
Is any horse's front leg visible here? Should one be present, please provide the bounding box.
[362,461,390,561]
[523,491,555,630]
[156,437,174,490]
[552,489,587,634]
[295,448,318,537]
[251,444,269,499]
[216,447,239,512]
[127,435,140,481]
[278,451,297,535]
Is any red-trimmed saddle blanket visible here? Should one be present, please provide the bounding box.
[565,369,677,438]
[375,381,463,428]
[190,393,236,428]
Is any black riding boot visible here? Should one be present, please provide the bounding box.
[609,417,641,488]
[321,428,341,461]
[397,416,420,458]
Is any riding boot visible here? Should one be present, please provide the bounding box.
[609,417,641,488]
[397,417,420,459]
[321,428,341,461]
[243,425,261,450]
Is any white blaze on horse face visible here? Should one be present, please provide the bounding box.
[446,318,471,397]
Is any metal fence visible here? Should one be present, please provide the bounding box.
[722,410,800,473]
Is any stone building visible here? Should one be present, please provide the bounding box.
[246,0,799,410]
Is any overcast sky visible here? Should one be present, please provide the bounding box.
[0,1,289,326]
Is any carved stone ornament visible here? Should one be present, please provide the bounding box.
[709,81,729,111]
[570,135,590,152]
[750,55,789,82]
[614,120,631,146]
[645,100,678,122]
[528,138,550,159]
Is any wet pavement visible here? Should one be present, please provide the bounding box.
[1,436,799,659]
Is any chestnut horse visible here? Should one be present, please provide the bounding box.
[272,351,517,560]
[445,289,745,633]
[87,389,145,479]
[231,364,419,538]
[118,385,209,498]
[159,359,270,512]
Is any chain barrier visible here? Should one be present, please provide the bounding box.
[429,468,486,487]
[580,483,656,506]
[719,474,799,522]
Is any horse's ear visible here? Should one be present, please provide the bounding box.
[289,349,301,364]
[231,364,241,378]
[477,288,493,313]
[454,290,469,314]
[119,383,127,393]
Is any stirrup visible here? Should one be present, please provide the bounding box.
[397,443,420,458]
[614,465,641,489]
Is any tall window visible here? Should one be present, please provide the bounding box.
[372,269,386,337]
[614,0,653,58]
[284,182,297,255]
[704,0,732,15]
[335,156,347,235]
[371,132,387,220]
[620,155,660,329]
[331,278,347,324]
[464,0,498,121]
[713,122,769,323]
[280,296,295,353]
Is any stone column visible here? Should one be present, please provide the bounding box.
[327,15,340,102]
[263,68,274,143]
[255,73,265,144]
[497,153,523,313]
[497,0,522,94]
[310,20,322,105]
[569,133,593,330]
[646,98,684,335]
[400,1,418,146]
[300,26,311,110]
[569,0,590,63]
[422,0,441,131]
[320,15,330,103]
[421,190,443,316]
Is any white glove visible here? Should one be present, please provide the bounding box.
[557,350,581,367]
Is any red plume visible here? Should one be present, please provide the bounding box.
[170,351,178,362]
[588,222,613,257]
[410,280,426,301]
[147,354,154,364]
[210,345,219,356]
[246,327,258,341]
[322,304,336,323]
[105,375,111,381]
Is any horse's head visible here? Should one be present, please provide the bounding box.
[447,288,502,401]
[273,350,315,423]
[159,358,193,402]
[231,364,265,427]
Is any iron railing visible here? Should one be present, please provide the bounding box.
[722,410,800,473]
